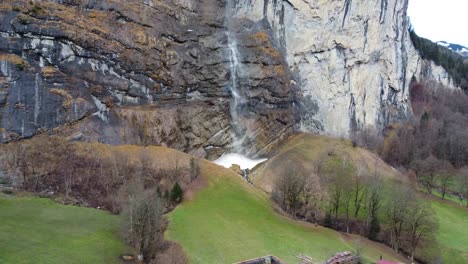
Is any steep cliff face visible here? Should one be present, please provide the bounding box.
[232,0,455,136]
[0,0,455,157]
[0,0,295,158]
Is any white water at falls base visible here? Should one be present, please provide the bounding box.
[214,153,267,170]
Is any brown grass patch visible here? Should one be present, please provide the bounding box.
[0,52,28,67]
[49,88,73,109]
[41,66,58,77]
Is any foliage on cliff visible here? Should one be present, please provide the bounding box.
[409,29,468,91]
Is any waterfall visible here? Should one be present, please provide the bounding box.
[222,0,267,167]
[227,32,245,151]
[34,73,41,126]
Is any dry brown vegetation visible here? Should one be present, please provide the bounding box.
[354,81,468,206]
[0,136,201,210]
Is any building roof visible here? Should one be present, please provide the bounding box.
[377,260,400,264]
[234,255,285,264]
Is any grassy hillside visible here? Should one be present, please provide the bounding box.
[430,198,468,263]
[251,133,405,193]
[0,195,129,264]
[0,139,204,264]
[250,133,467,263]
[166,163,408,264]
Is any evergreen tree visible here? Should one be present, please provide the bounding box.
[368,216,380,241]
[170,182,183,203]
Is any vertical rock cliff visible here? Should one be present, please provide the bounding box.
[232,0,455,136]
[0,0,456,157]
[0,0,295,158]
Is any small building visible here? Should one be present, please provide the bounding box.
[326,251,360,264]
[234,255,286,264]
[377,261,401,264]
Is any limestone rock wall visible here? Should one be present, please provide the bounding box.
[0,0,457,157]
[232,0,455,136]
[0,0,295,158]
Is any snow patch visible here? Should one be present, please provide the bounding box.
[214,153,267,170]
[437,41,450,47]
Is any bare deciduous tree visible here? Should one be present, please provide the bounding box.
[189,158,200,182]
[411,156,444,195]
[122,182,164,262]
[366,174,382,240]
[405,201,438,261]
[353,164,369,218]
[386,186,413,252]
[273,164,305,217]
[321,157,354,229]
[302,169,324,223]
[439,161,454,200]
[456,167,468,206]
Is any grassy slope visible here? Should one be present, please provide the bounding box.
[252,133,405,193]
[167,163,408,264]
[429,198,468,263]
[0,196,129,264]
[0,141,203,264]
[251,133,468,263]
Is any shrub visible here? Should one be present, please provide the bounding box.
[31,3,42,15]
[367,216,380,241]
[170,182,183,203]
[1,189,14,195]
[15,63,25,71]
[0,177,9,185]
[18,14,30,25]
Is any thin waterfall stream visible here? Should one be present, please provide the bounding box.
[227,32,245,151]
[214,3,268,178]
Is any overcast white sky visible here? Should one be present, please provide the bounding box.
[408,0,468,47]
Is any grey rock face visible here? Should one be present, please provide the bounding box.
[231,0,455,136]
[0,0,456,157]
[0,0,295,158]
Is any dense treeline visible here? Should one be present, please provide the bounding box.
[272,153,437,262]
[410,29,468,91]
[0,137,198,264]
[379,82,468,204]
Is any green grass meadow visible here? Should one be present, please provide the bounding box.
[167,173,407,264]
[0,196,129,264]
[430,198,468,263]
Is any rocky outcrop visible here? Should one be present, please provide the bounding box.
[232,0,456,136]
[0,0,456,157]
[0,0,295,158]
